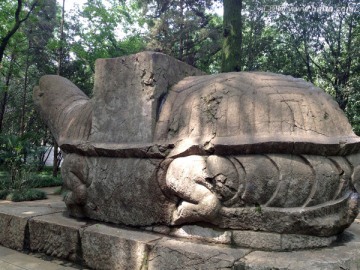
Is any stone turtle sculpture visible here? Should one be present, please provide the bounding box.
[34,52,360,244]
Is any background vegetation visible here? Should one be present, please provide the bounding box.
[0,0,359,199]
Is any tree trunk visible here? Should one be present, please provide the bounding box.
[20,41,31,135]
[0,0,38,65]
[53,0,65,177]
[0,53,16,132]
[178,0,184,61]
[52,141,59,177]
[221,0,243,72]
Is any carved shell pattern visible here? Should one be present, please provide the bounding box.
[163,154,360,209]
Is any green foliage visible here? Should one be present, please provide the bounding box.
[0,190,9,199]
[0,133,46,191]
[0,168,61,201]
[1,0,360,158]
[27,173,63,188]
[271,0,359,109]
[346,78,360,135]
[4,189,47,202]
[137,0,222,71]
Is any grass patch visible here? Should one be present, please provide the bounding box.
[0,168,61,202]
[0,170,63,189]
[5,189,47,202]
[27,175,63,188]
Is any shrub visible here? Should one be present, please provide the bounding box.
[27,175,63,188]
[0,190,10,199]
[5,189,47,202]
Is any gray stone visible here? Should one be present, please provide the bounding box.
[81,224,162,270]
[155,72,360,157]
[232,231,282,251]
[0,205,63,250]
[61,155,176,226]
[0,245,86,270]
[280,234,336,250]
[170,225,232,244]
[33,52,360,242]
[232,230,337,251]
[29,212,87,262]
[235,220,360,269]
[148,238,251,270]
[91,52,205,145]
[0,213,28,250]
[2,196,360,269]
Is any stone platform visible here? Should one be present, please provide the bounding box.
[1,193,360,270]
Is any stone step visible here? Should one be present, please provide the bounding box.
[0,245,85,270]
[1,197,360,269]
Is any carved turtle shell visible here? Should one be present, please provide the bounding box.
[154,72,360,157]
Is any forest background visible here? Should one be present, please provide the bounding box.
[0,0,359,179]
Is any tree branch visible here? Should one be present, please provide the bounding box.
[0,0,39,64]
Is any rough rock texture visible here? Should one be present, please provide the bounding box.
[33,52,360,240]
[33,51,204,148]
[81,224,162,270]
[0,212,29,250]
[2,198,360,269]
[232,231,336,251]
[0,205,63,250]
[169,225,232,244]
[147,238,250,270]
[236,221,360,269]
[91,52,205,145]
[155,72,360,157]
[29,212,87,262]
[61,154,175,226]
[162,154,359,236]
[33,75,91,144]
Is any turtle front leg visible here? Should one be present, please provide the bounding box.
[61,154,90,217]
[165,156,220,225]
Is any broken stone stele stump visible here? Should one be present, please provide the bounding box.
[34,51,360,250]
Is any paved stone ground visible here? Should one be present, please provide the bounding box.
[0,187,87,270]
[0,245,86,270]
[1,187,360,269]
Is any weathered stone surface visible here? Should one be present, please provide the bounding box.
[232,231,337,251]
[147,238,251,270]
[232,231,282,251]
[155,72,360,157]
[169,225,232,244]
[280,234,337,250]
[29,212,87,262]
[0,212,28,251]
[33,52,360,241]
[62,155,176,226]
[33,75,91,144]
[236,222,360,269]
[0,205,63,250]
[2,197,360,270]
[163,154,359,236]
[91,52,205,145]
[81,224,162,270]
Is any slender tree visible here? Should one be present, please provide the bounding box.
[52,0,66,177]
[0,0,39,65]
[0,53,16,132]
[221,0,243,72]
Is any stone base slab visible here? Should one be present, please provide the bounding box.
[1,201,360,269]
[143,224,337,251]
